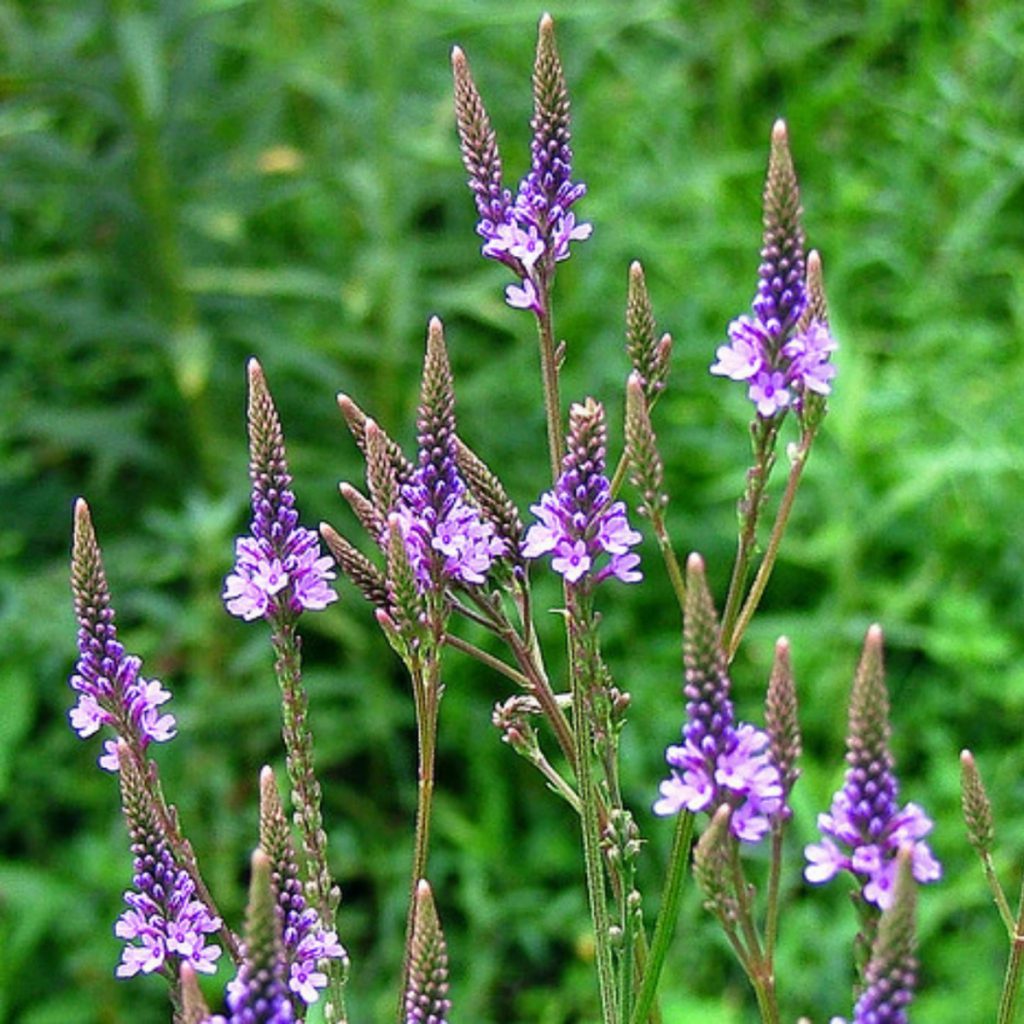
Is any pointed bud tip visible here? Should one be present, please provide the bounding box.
[627,369,644,392]
[686,552,706,574]
[416,878,433,898]
[808,249,822,273]
[867,622,884,644]
[247,356,264,382]
[251,847,271,873]
[259,764,274,785]
[775,635,790,655]
[539,11,554,31]
[451,45,465,66]
[629,259,644,280]
[960,749,975,767]
[772,118,788,145]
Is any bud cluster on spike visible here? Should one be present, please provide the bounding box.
[392,320,504,591]
[452,15,591,315]
[209,850,294,1024]
[259,767,348,1009]
[626,262,671,400]
[521,398,642,587]
[653,554,784,843]
[710,121,836,418]
[960,749,995,853]
[765,636,802,805]
[804,626,941,909]
[115,744,222,979]
[68,499,176,772]
[404,880,451,1024]
[222,360,337,622]
[834,849,919,1024]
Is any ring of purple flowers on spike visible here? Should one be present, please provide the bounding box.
[68,500,177,773]
[521,398,642,588]
[392,319,505,592]
[223,361,338,622]
[453,17,591,317]
[115,844,223,979]
[804,626,941,909]
[653,554,784,843]
[710,120,836,417]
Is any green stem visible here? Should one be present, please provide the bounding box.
[726,425,815,661]
[568,592,618,1024]
[442,633,530,687]
[629,812,694,1024]
[720,419,780,653]
[997,879,1024,1024]
[979,849,1016,936]
[271,622,346,1019]
[764,827,784,963]
[651,512,686,618]
[536,298,565,483]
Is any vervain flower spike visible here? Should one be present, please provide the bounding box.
[711,120,836,417]
[115,742,222,980]
[521,397,642,588]
[208,849,294,1024]
[393,317,505,592]
[259,766,348,1010]
[404,880,451,1024]
[223,359,338,623]
[804,625,941,909]
[453,13,591,315]
[832,847,919,1024]
[68,498,176,772]
[653,553,784,843]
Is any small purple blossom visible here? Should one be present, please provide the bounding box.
[804,625,941,909]
[392,319,504,593]
[453,16,590,316]
[68,500,177,772]
[224,361,337,623]
[522,399,642,588]
[711,120,837,417]
[653,554,784,843]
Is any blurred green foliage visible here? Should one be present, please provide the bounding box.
[3,0,1024,1021]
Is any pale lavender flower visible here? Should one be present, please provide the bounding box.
[223,361,337,623]
[453,16,590,316]
[68,499,177,772]
[522,398,642,588]
[653,554,784,843]
[711,121,837,417]
[115,744,222,980]
[394,319,504,592]
[804,626,941,909]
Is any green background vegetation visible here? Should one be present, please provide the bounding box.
[3,1,1024,1021]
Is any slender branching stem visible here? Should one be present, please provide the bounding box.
[978,850,1016,936]
[629,811,695,1024]
[536,298,565,483]
[997,878,1024,1024]
[720,419,780,652]
[764,827,784,962]
[651,513,687,617]
[726,424,816,660]
[442,633,530,687]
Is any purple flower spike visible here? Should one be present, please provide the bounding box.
[653,554,784,843]
[68,499,177,771]
[453,15,590,316]
[223,360,337,623]
[522,398,642,589]
[394,319,504,592]
[804,625,941,909]
[711,121,837,418]
[116,743,222,980]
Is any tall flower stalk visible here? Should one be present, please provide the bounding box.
[223,359,346,1021]
[69,499,237,968]
[715,122,837,656]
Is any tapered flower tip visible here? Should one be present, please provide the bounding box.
[866,622,884,648]
[807,249,822,279]
[247,356,265,388]
[629,259,645,281]
[73,496,94,544]
[426,315,446,353]
[416,877,434,902]
[775,635,790,655]
[686,551,706,576]
[539,11,554,33]
[451,45,465,67]
[259,763,276,791]
[771,118,789,147]
[626,370,644,397]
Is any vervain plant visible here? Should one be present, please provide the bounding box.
[63,12,1019,1024]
